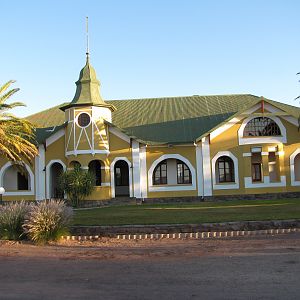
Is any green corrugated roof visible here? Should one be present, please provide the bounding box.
[35,123,66,144]
[26,94,300,144]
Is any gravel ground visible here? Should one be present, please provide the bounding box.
[0,233,299,299]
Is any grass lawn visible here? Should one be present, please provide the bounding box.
[72,198,300,226]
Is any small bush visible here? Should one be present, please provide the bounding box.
[58,165,95,207]
[23,200,73,244]
[0,201,30,240]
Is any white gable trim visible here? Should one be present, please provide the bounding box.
[210,103,261,141]
[109,127,130,143]
[46,128,65,147]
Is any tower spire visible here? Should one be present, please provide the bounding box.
[86,16,89,60]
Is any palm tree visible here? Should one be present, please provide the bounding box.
[0,80,38,163]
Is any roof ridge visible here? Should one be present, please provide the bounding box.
[106,93,256,102]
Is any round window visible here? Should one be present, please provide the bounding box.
[77,113,91,128]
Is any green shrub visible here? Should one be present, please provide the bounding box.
[23,200,73,244]
[58,165,95,207]
[0,201,30,240]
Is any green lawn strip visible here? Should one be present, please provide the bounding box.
[72,198,300,226]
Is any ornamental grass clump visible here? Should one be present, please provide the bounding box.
[0,201,30,240]
[24,200,73,244]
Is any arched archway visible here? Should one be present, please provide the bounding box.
[46,160,66,199]
[88,160,103,186]
[114,160,130,197]
[0,162,34,195]
[3,165,29,191]
[50,162,64,199]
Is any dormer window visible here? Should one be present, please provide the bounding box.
[243,117,281,137]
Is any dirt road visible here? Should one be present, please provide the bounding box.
[0,234,299,299]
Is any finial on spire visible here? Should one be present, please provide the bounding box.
[86,16,89,59]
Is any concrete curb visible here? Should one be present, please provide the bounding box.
[61,227,300,241]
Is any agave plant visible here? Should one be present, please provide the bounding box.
[0,80,38,162]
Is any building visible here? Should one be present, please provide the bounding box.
[2,53,300,202]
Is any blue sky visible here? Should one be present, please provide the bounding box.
[1,0,300,117]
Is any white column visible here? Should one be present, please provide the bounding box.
[201,136,212,196]
[132,140,141,198]
[35,144,46,200]
[140,146,147,199]
[195,144,204,197]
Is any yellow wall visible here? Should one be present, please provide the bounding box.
[209,115,300,196]
[146,145,197,198]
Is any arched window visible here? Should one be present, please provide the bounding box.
[177,160,192,184]
[88,160,102,186]
[3,165,29,191]
[243,117,281,137]
[216,156,235,183]
[153,160,167,185]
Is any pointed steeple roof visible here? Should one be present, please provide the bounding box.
[60,54,115,111]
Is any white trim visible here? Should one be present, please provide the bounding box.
[148,154,196,192]
[202,137,212,196]
[268,146,277,152]
[238,115,287,145]
[66,150,110,156]
[210,117,240,141]
[195,144,204,196]
[0,162,35,196]
[264,103,299,127]
[251,147,262,153]
[243,153,252,157]
[211,151,239,190]
[110,157,133,198]
[101,166,110,170]
[46,128,65,148]
[132,140,141,198]
[140,146,148,198]
[244,176,286,188]
[210,103,261,141]
[101,182,111,186]
[109,127,130,143]
[46,160,67,199]
[244,151,275,157]
[35,145,46,200]
[290,148,300,186]
[75,112,92,128]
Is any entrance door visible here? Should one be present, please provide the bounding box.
[50,163,64,199]
[114,160,130,197]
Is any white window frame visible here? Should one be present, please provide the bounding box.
[211,151,239,190]
[238,116,287,145]
[148,154,196,192]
